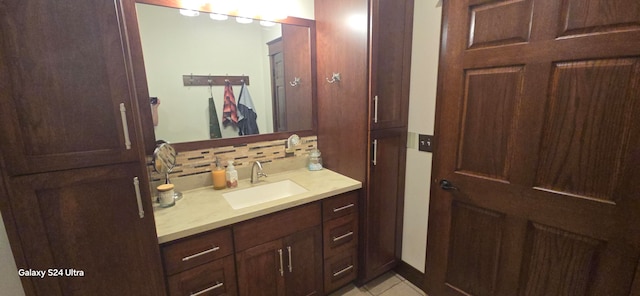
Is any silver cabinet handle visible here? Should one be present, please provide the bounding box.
[287,246,293,273]
[372,139,378,166]
[133,177,144,218]
[333,265,354,277]
[119,103,132,150]
[332,231,354,242]
[278,249,284,276]
[190,282,223,296]
[373,95,379,123]
[333,203,354,212]
[181,246,220,261]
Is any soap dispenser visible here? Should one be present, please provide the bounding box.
[211,158,226,190]
[226,161,238,188]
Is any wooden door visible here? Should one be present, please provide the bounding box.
[369,0,414,130]
[362,128,407,282]
[426,1,640,296]
[268,39,288,132]
[236,240,286,296]
[6,163,165,295]
[283,226,323,296]
[0,0,140,175]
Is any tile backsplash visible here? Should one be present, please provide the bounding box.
[149,135,317,182]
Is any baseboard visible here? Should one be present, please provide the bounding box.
[394,261,425,293]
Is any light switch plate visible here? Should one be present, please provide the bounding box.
[418,134,434,152]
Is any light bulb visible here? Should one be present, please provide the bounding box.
[260,20,276,27]
[209,13,228,21]
[179,9,200,17]
[235,17,254,24]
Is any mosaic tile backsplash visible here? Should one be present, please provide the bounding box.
[149,135,317,182]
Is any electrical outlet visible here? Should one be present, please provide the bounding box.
[418,134,433,152]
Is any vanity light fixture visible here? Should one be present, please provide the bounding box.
[209,13,228,21]
[179,9,200,17]
[235,16,253,24]
[259,20,276,27]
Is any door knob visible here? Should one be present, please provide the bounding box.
[439,179,459,191]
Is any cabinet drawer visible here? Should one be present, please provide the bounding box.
[323,213,358,259]
[234,203,320,251]
[323,191,358,221]
[168,255,237,296]
[324,249,358,293]
[162,228,233,275]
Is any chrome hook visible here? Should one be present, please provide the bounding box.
[326,73,341,84]
[289,77,301,87]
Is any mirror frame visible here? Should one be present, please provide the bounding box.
[128,0,317,153]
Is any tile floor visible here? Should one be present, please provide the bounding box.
[329,272,427,296]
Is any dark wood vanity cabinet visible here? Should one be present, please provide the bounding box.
[6,163,165,295]
[366,129,408,279]
[234,203,323,296]
[162,228,237,296]
[0,0,144,176]
[316,0,413,285]
[0,0,165,295]
[369,0,413,130]
[322,192,359,293]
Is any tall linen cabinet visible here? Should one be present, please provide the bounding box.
[316,0,414,285]
[0,0,165,295]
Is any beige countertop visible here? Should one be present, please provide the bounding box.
[153,168,362,244]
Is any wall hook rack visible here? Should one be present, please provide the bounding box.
[182,74,250,86]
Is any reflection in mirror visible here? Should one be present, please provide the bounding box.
[136,3,314,145]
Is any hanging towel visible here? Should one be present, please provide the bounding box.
[222,81,238,126]
[208,97,222,139]
[237,82,260,136]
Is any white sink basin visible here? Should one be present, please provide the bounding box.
[223,180,308,210]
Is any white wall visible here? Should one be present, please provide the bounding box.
[0,213,25,296]
[0,2,315,294]
[401,1,442,272]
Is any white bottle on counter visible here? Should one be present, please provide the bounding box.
[226,161,238,188]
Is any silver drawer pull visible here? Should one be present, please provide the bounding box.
[287,246,293,273]
[333,265,354,277]
[133,177,144,219]
[332,231,354,242]
[332,203,354,212]
[278,249,284,276]
[119,103,132,150]
[373,95,379,123]
[181,246,220,261]
[190,282,223,296]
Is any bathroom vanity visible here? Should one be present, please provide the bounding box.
[154,168,361,295]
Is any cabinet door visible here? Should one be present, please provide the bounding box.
[0,0,140,175]
[236,240,286,296]
[362,128,407,281]
[6,163,165,295]
[369,0,414,129]
[283,226,323,296]
[315,0,369,183]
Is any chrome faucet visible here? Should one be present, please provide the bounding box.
[251,161,268,183]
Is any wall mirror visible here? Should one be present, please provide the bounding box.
[134,1,316,151]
